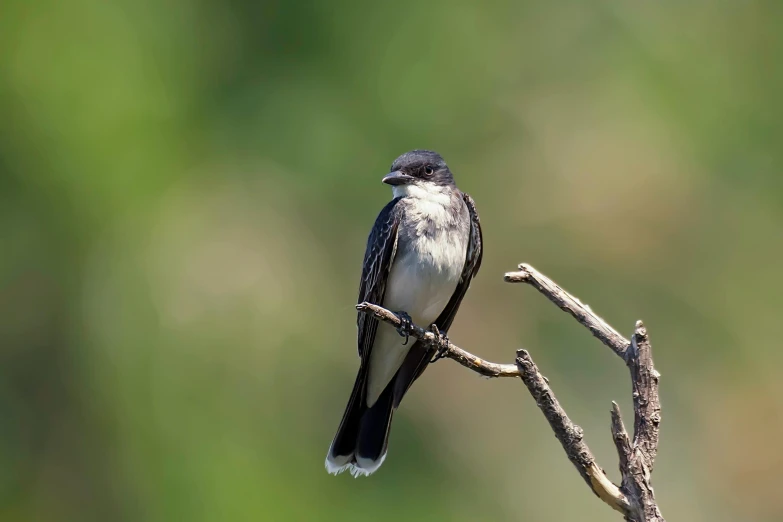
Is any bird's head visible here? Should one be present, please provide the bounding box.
[383,150,455,198]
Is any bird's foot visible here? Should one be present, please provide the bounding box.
[429,324,450,363]
[394,311,413,345]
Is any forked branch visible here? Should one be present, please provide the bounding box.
[356,263,665,522]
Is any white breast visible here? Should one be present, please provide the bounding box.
[365,188,469,406]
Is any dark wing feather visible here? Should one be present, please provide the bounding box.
[393,191,483,404]
[328,201,402,462]
[357,198,403,359]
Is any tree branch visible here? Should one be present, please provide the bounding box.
[504,263,630,358]
[355,302,519,378]
[355,263,665,522]
[506,264,664,522]
[515,349,630,514]
[628,322,661,471]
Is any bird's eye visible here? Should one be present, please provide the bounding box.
[424,165,434,175]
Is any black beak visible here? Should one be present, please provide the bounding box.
[382,171,415,186]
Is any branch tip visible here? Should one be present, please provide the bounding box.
[634,320,647,339]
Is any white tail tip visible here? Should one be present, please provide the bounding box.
[325,450,387,478]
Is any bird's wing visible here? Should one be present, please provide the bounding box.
[357,198,403,359]
[393,191,483,404]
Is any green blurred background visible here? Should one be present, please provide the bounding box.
[2,1,782,521]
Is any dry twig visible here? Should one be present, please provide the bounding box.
[356,302,519,378]
[356,263,665,522]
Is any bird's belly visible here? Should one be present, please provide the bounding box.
[365,241,465,406]
[382,255,461,325]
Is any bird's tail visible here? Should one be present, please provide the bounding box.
[325,371,395,478]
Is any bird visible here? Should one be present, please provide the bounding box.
[325,149,483,477]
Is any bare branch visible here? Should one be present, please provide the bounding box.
[629,322,662,470]
[504,263,630,358]
[610,402,633,474]
[355,263,665,522]
[355,302,519,378]
[515,349,630,514]
[505,264,665,522]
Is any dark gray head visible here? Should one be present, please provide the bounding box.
[382,150,455,188]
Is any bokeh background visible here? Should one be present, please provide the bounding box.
[2,1,782,521]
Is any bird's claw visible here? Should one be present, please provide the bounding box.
[429,324,450,363]
[394,311,413,345]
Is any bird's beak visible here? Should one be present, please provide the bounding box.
[382,171,415,186]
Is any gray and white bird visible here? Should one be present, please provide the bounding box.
[325,150,483,477]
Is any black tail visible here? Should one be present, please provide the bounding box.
[326,341,433,477]
[326,367,396,477]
